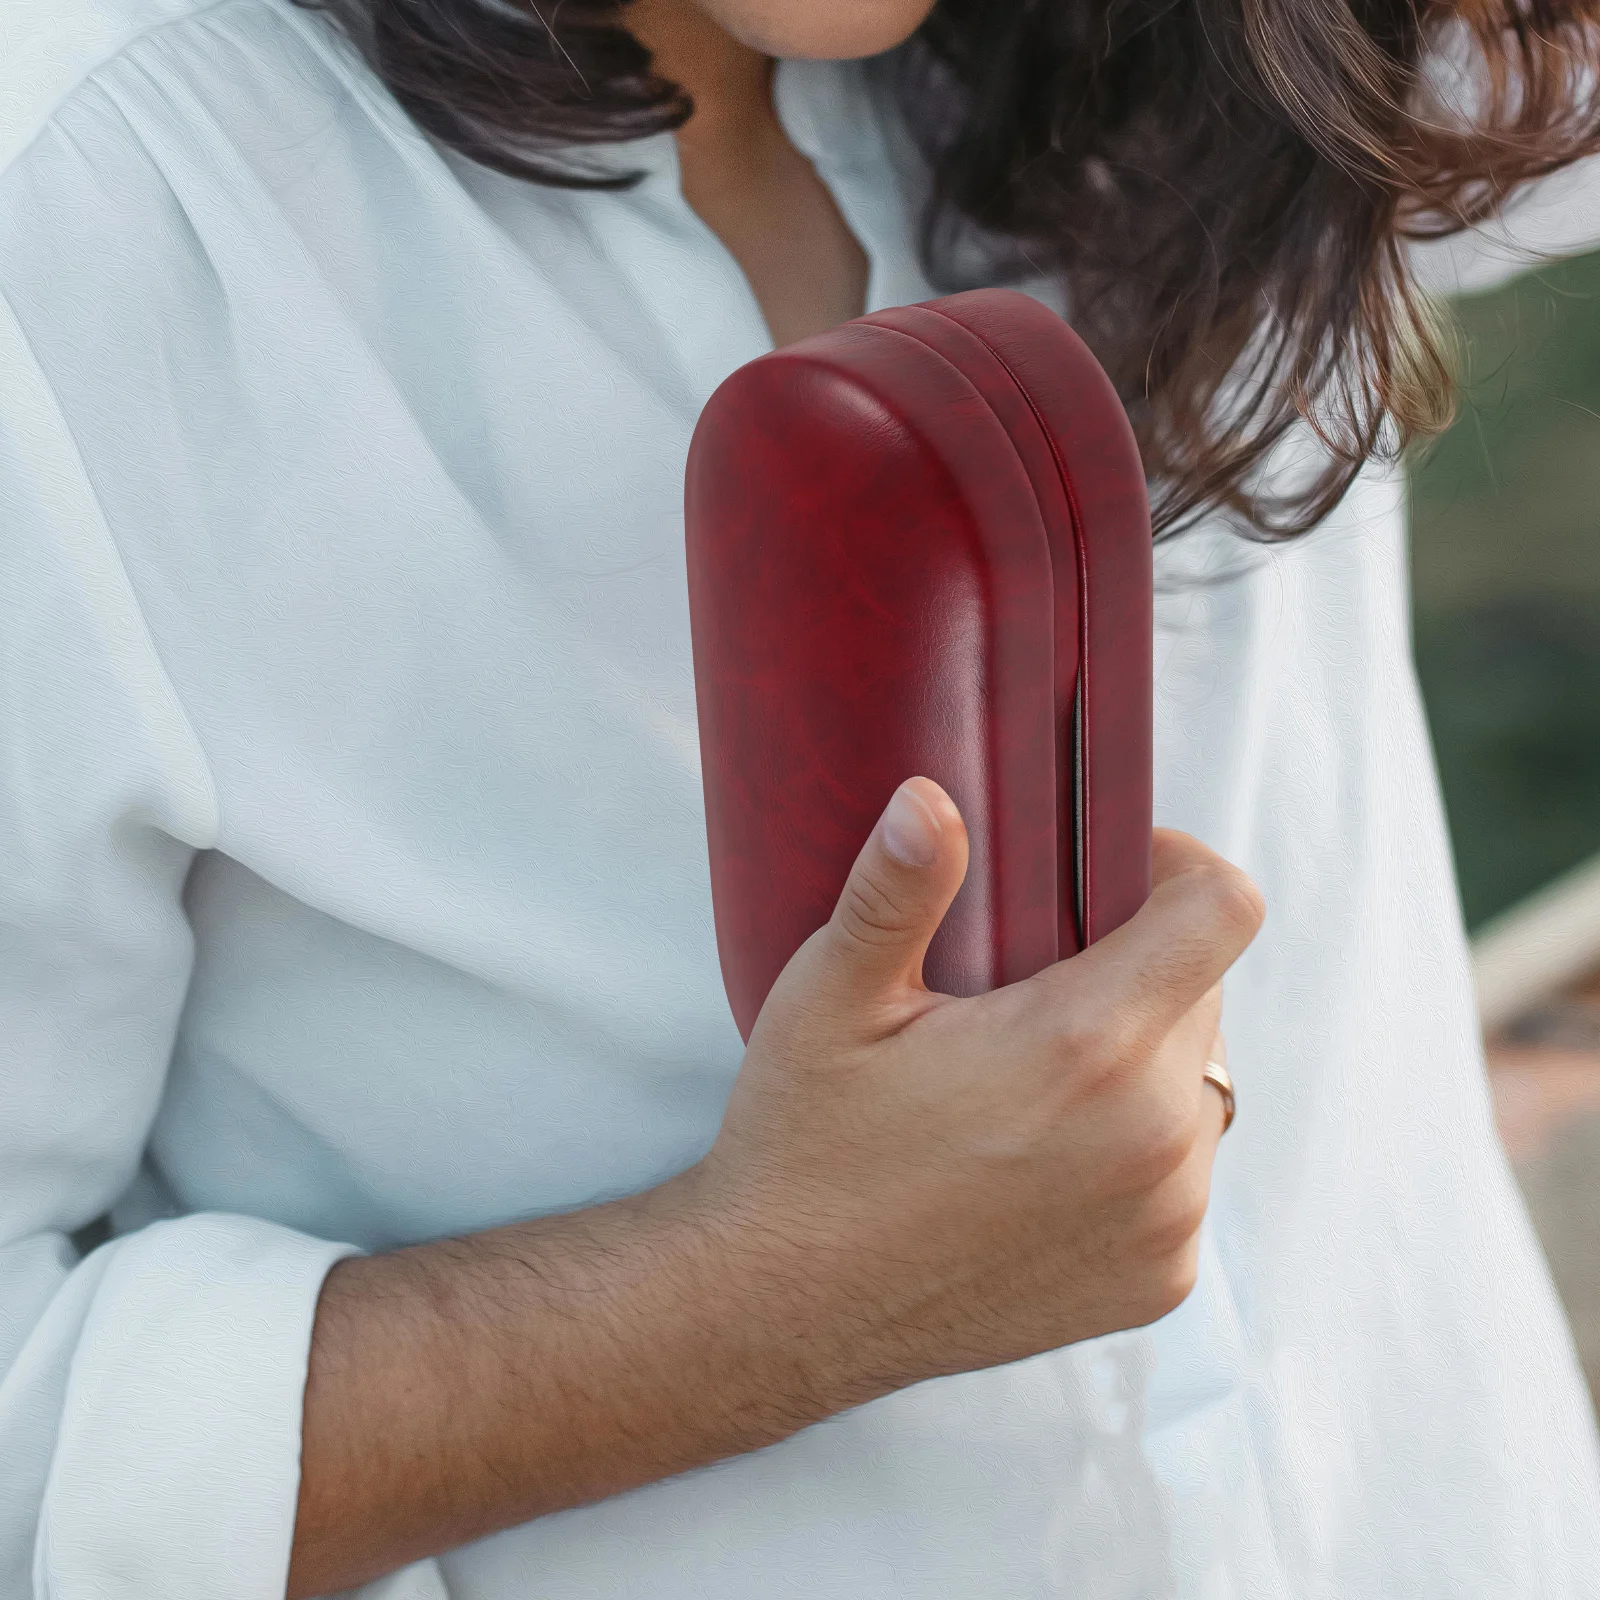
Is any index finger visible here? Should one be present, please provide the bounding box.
[1020,831,1264,1044]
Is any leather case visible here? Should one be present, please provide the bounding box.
[685,287,1152,1042]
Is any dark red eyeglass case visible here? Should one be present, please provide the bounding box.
[685,287,1152,1042]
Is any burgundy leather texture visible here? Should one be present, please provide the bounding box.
[685,288,1152,1042]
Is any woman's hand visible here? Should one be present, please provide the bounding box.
[688,776,1263,1404]
[288,777,1261,1598]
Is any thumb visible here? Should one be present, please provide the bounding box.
[815,777,969,1008]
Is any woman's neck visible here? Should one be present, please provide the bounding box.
[627,0,776,160]
[624,0,869,346]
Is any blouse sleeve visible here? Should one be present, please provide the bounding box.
[0,285,358,1599]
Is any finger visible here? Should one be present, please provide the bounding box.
[1151,827,1215,886]
[1199,1027,1229,1145]
[1171,1027,1228,1218]
[1148,1025,1228,1267]
[1127,988,1221,1156]
[1027,832,1263,1043]
[812,777,970,1009]
[1144,985,1221,1099]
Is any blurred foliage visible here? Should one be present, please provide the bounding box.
[1409,250,1600,930]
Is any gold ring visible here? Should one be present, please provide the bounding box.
[1202,1059,1236,1134]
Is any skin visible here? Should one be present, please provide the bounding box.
[625,0,922,344]
[285,5,1262,1594]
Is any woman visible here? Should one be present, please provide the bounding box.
[2,0,1598,1594]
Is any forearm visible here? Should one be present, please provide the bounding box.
[285,811,1257,1597]
[286,1169,846,1598]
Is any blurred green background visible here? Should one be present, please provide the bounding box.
[1409,251,1600,930]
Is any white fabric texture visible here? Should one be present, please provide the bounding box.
[0,1,1597,1596]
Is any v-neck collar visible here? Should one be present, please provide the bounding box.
[772,55,937,318]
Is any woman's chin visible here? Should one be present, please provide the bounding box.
[696,0,936,59]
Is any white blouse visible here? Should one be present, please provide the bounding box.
[2,2,1598,1597]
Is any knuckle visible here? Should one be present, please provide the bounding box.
[1132,1109,1197,1190]
[1143,1166,1211,1257]
[1193,861,1266,939]
[1152,1243,1202,1320]
[834,868,913,948]
[1126,1237,1202,1328]
[1104,1086,1197,1194]
[1051,1001,1154,1080]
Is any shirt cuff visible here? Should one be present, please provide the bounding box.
[35,1211,358,1599]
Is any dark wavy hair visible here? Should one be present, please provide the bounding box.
[302,0,1600,536]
